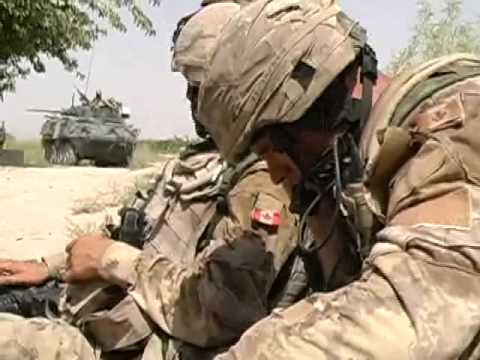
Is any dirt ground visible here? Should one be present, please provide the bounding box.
[0,164,166,260]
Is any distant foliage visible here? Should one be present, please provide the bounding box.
[6,138,47,166]
[140,137,193,154]
[0,0,161,98]
[130,138,193,168]
[387,0,480,75]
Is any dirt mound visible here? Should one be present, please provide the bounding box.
[0,164,164,260]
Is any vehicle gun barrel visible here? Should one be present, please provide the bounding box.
[28,109,65,114]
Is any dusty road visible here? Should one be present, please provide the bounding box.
[0,165,163,260]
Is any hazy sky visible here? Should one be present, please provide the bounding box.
[1,0,478,139]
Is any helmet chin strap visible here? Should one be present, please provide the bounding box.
[270,45,378,288]
[297,133,360,242]
[358,44,378,135]
[296,182,339,291]
[296,132,370,290]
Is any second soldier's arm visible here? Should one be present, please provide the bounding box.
[97,165,297,347]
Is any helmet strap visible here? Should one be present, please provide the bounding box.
[358,44,378,134]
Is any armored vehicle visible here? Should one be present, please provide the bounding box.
[34,91,139,167]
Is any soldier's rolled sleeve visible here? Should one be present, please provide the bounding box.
[98,242,141,287]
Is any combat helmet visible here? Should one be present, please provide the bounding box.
[198,0,377,163]
[171,2,240,139]
[171,2,240,86]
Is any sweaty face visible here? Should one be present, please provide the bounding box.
[252,126,337,204]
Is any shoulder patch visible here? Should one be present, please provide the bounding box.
[251,209,281,227]
[413,94,465,133]
[250,193,285,227]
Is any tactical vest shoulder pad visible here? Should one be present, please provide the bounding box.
[361,54,480,173]
[360,53,480,216]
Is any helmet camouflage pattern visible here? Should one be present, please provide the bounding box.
[198,0,369,163]
[171,2,241,85]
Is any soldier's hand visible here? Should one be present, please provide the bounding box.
[0,259,49,286]
[64,234,114,283]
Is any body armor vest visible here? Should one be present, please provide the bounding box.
[63,142,306,355]
[342,54,480,251]
[141,150,224,264]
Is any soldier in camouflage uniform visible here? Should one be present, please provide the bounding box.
[197,0,480,358]
[0,3,305,360]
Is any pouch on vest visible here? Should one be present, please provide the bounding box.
[80,295,155,352]
[61,281,154,351]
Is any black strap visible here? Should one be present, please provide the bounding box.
[216,152,260,213]
[359,44,378,132]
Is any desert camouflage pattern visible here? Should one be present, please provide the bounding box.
[360,54,480,221]
[0,313,98,360]
[171,2,240,84]
[104,157,298,348]
[198,0,365,163]
[62,149,299,352]
[0,3,304,359]
[0,147,299,360]
[212,70,480,359]
[140,149,226,264]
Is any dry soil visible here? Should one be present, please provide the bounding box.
[0,164,164,260]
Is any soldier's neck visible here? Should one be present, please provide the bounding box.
[307,210,348,285]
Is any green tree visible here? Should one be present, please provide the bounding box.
[0,0,161,98]
[387,0,480,75]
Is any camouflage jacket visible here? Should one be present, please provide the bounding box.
[45,144,300,352]
[214,56,480,360]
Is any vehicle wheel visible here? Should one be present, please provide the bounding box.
[44,143,57,164]
[119,145,134,168]
[116,153,132,168]
[56,142,78,166]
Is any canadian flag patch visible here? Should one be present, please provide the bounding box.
[251,209,281,227]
